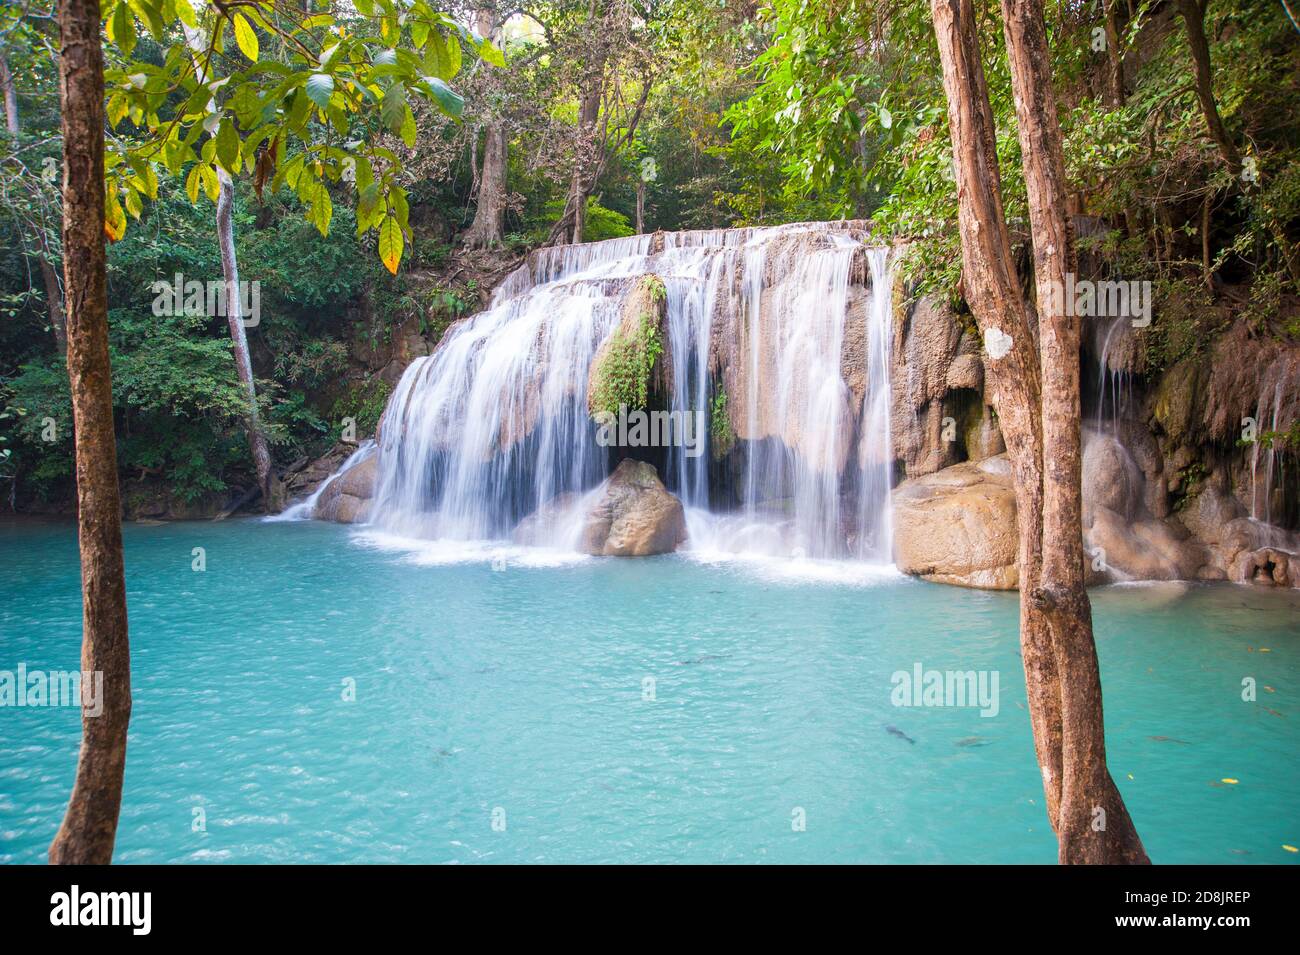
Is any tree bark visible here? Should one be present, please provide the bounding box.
[930,0,1148,863]
[1,52,67,352]
[1176,0,1240,175]
[1000,0,1149,865]
[462,6,507,250]
[463,122,507,249]
[929,0,1062,830]
[48,0,132,866]
[216,169,279,511]
[1102,0,1124,107]
[636,178,645,234]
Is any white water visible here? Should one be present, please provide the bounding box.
[350,223,898,561]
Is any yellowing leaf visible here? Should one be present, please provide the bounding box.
[104,188,127,241]
[232,13,259,62]
[1221,778,1239,785]
[378,215,403,275]
[1283,844,1298,853]
[185,164,201,203]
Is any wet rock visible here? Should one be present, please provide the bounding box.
[578,459,687,556]
[1082,432,1143,520]
[1231,547,1296,587]
[891,456,1019,589]
[315,455,377,524]
[1084,505,1205,581]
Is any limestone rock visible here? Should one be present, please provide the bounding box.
[315,455,377,524]
[578,459,687,557]
[891,456,1019,589]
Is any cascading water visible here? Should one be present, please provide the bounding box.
[856,248,895,560]
[350,222,898,562]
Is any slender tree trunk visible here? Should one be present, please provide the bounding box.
[48,0,132,866]
[1102,0,1124,106]
[462,6,507,250]
[1000,0,1148,864]
[548,64,605,246]
[1176,0,1241,175]
[216,170,279,511]
[636,179,645,234]
[1,52,67,351]
[929,0,1062,829]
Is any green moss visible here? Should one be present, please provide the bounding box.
[710,387,735,460]
[589,310,663,417]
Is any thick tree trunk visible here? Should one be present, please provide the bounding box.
[48,0,132,866]
[1176,0,1240,175]
[462,6,507,250]
[1000,0,1148,865]
[216,170,279,511]
[463,122,507,249]
[1,52,67,351]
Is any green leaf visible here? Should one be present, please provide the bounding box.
[215,119,240,174]
[420,77,463,119]
[305,73,335,110]
[478,39,505,68]
[232,13,259,62]
[381,84,407,134]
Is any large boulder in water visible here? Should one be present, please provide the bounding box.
[315,454,377,524]
[578,459,687,556]
[891,456,1019,589]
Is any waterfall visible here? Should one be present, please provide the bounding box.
[352,222,898,561]
[857,248,894,560]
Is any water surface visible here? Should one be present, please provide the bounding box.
[1,518,1296,864]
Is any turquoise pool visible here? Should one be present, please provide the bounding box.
[1,518,1296,863]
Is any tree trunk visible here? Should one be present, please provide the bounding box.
[1,52,67,351]
[1000,0,1149,865]
[216,170,279,511]
[463,122,507,249]
[1176,0,1240,175]
[929,0,1062,830]
[548,65,605,246]
[636,179,645,234]
[462,6,507,250]
[48,0,132,866]
[1102,0,1124,107]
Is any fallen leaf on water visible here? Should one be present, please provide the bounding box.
[1284,845,1298,853]
[1222,777,1239,784]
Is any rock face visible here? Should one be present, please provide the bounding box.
[892,456,1019,589]
[315,454,377,524]
[889,294,1003,477]
[577,459,687,556]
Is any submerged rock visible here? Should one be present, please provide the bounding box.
[891,456,1019,589]
[578,459,687,557]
